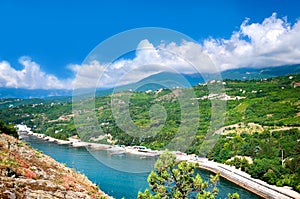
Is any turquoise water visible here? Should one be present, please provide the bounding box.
[23,136,261,199]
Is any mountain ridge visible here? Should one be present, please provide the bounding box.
[1,64,299,99]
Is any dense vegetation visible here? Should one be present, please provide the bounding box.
[138,150,239,199]
[207,128,300,191]
[0,74,299,192]
[0,120,18,138]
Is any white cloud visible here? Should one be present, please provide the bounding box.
[73,13,300,88]
[1,13,300,90]
[68,60,107,88]
[72,39,214,89]
[0,56,72,89]
[203,13,300,70]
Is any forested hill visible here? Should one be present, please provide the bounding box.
[0,74,299,191]
[0,74,299,146]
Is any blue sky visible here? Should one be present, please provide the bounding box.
[0,0,300,89]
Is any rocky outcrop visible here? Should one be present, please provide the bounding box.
[0,134,112,199]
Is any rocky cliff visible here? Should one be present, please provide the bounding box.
[0,133,111,199]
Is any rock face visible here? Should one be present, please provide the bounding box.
[0,134,112,199]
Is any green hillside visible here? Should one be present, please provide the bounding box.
[0,74,299,191]
[1,74,299,146]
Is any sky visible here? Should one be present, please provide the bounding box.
[0,0,300,89]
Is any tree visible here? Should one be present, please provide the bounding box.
[0,120,18,138]
[138,150,238,199]
[228,192,240,199]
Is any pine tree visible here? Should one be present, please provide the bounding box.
[138,150,238,199]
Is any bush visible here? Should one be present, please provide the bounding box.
[0,120,18,138]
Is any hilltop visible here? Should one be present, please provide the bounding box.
[0,64,299,99]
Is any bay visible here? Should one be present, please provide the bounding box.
[23,135,261,199]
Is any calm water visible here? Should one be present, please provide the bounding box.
[23,136,261,199]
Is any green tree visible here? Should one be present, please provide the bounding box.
[228,192,240,199]
[0,120,18,138]
[138,150,238,199]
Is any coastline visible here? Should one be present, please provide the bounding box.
[17,124,300,199]
[17,124,161,157]
[178,156,300,199]
[0,133,112,199]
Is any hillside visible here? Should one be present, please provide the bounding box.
[1,74,299,147]
[0,74,299,192]
[0,133,111,198]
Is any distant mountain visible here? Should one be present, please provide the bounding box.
[0,88,72,99]
[112,72,204,93]
[1,64,299,99]
[219,64,300,80]
[113,64,300,92]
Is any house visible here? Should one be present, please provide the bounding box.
[294,82,300,88]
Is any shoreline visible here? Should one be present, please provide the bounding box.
[17,125,161,157]
[0,133,112,199]
[178,156,300,199]
[17,125,300,199]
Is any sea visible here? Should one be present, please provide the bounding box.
[22,135,261,199]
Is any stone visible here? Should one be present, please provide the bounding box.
[4,190,16,199]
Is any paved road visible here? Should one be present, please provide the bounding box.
[188,158,300,199]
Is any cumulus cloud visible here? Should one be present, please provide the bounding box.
[203,13,300,70]
[1,13,299,89]
[72,39,215,89]
[0,56,72,89]
[73,13,300,88]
